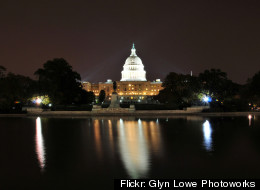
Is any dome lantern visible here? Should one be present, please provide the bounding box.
[131,43,136,56]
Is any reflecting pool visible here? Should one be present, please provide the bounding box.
[0,115,260,189]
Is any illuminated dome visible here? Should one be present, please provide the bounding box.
[121,44,147,81]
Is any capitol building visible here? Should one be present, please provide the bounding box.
[83,44,163,103]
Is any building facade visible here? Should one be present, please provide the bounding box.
[82,44,163,103]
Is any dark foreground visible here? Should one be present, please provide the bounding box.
[0,115,259,190]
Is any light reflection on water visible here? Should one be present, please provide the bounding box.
[34,117,218,174]
[248,114,252,126]
[91,118,162,178]
[27,115,260,185]
[119,119,162,178]
[93,119,103,159]
[33,116,258,177]
[203,120,213,152]
[35,117,46,171]
[118,119,148,178]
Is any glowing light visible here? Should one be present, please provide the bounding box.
[248,114,252,126]
[48,103,52,107]
[203,96,212,103]
[35,117,46,170]
[36,98,42,104]
[203,120,213,151]
[31,95,50,105]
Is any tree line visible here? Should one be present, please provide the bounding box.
[0,58,259,112]
[154,69,260,111]
[0,58,94,112]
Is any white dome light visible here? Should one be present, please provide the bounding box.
[121,44,147,81]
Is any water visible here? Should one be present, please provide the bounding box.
[0,115,260,189]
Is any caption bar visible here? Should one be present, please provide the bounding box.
[115,179,259,189]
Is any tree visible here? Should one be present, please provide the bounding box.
[86,91,95,104]
[247,70,260,106]
[154,88,180,106]
[199,69,238,100]
[0,72,37,110]
[198,69,244,111]
[0,65,6,79]
[34,58,82,105]
[249,71,260,97]
[98,90,106,104]
[79,89,95,104]
[155,72,200,107]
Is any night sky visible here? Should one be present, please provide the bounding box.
[1,0,259,84]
